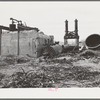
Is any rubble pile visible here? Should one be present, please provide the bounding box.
[2,64,100,88]
[2,68,54,88]
[0,49,100,88]
[0,55,31,65]
[79,50,98,58]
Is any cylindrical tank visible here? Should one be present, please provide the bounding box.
[50,44,62,55]
[43,44,63,57]
[85,34,100,50]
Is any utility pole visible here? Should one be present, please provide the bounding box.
[10,18,21,56]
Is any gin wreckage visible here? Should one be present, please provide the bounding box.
[0,18,99,58]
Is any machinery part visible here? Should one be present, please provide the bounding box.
[63,45,79,53]
[65,20,68,36]
[0,25,10,30]
[10,18,22,25]
[10,18,39,32]
[75,19,78,35]
[9,24,16,31]
[85,34,100,50]
[64,19,79,45]
[18,24,39,32]
[42,44,63,58]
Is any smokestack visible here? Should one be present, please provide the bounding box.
[75,19,78,35]
[65,20,68,36]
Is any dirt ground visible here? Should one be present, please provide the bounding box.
[0,50,100,88]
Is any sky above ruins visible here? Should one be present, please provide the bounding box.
[0,1,100,42]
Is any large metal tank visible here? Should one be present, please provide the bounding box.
[42,44,63,57]
[85,34,100,50]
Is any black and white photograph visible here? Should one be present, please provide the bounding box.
[0,1,100,91]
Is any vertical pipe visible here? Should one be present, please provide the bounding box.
[75,19,79,48]
[65,20,68,36]
[0,29,2,55]
[75,19,78,35]
[17,25,20,55]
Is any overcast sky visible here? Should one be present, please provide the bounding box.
[0,1,100,42]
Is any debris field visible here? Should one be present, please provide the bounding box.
[0,50,100,88]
